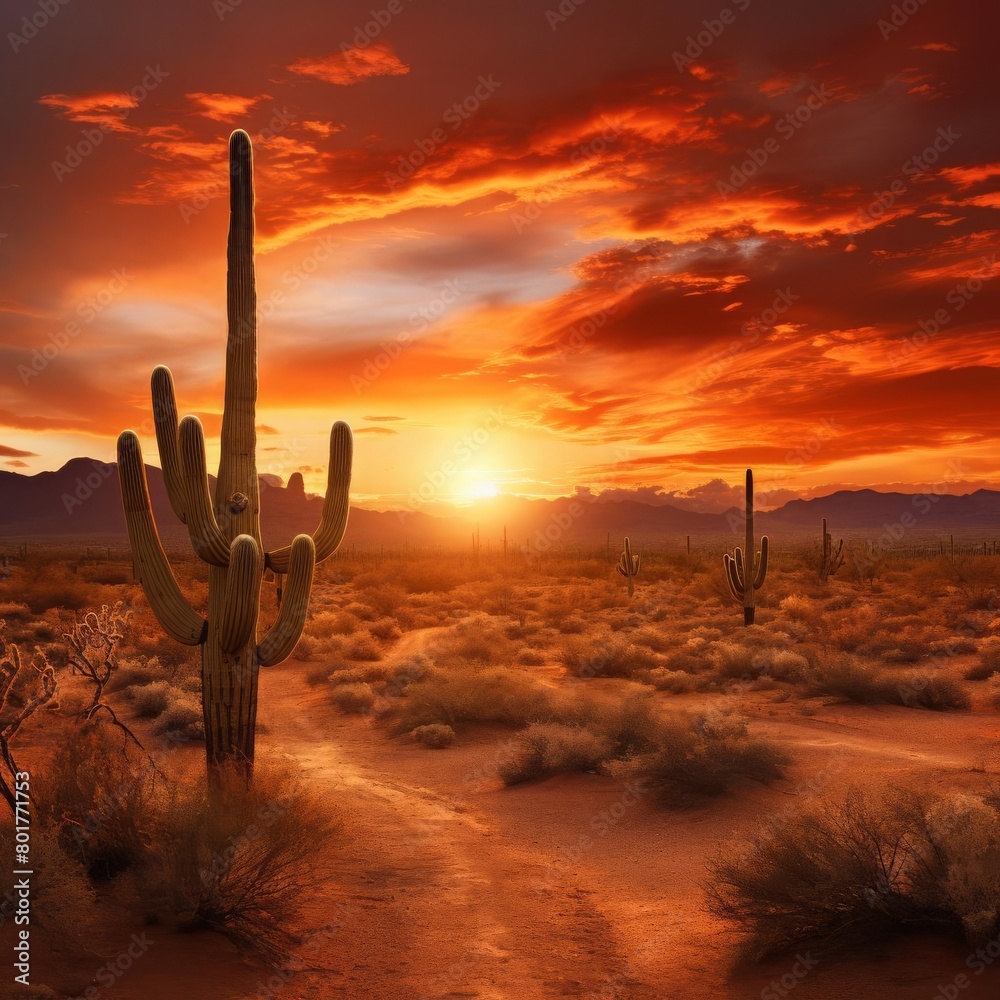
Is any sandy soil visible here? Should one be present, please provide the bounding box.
[22,626,1000,998]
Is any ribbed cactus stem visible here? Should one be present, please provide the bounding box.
[615,535,641,598]
[117,130,353,782]
[722,468,768,625]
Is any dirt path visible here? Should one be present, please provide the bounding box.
[247,628,1000,998]
[257,629,644,999]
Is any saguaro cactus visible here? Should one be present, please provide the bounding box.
[723,469,768,626]
[616,536,641,597]
[117,130,352,778]
[819,517,844,581]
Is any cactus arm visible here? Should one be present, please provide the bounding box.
[734,546,745,586]
[616,563,628,578]
[117,431,207,646]
[258,535,316,667]
[151,366,188,523]
[265,422,352,573]
[753,535,769,589]
[178,416,232,567]
[219,535,264,653]
[723,553,743,602]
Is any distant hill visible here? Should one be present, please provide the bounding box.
[1,459,1000,551]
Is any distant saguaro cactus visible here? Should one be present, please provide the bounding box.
[819,517,844,582]
[616,536,641,597]
[117,130,353,780]
[723,469,768,626]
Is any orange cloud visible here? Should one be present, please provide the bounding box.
[186,92,272,122]
[37,92,139,132]
[288,42,410,86]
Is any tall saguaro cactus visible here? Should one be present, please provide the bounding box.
[616,536,641,597]
[117,130,352,778]
[819,517,844,582]
[723,469,768,626]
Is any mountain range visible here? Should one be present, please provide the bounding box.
[2,458,1000,551]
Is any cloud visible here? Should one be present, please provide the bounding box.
[186,92,272,122]
[288,42,410,86]
[0,445,39,458]
[37,92,139,132]
[355,426,398,435]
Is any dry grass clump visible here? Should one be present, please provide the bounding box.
[152,692,205,742]
[148,761,338,964]
[561,634,663,679]
[499,723,612,784]
[410,723,456,748]
[804,650,970,710]
[393,666,553,732]
[330,682,377,714]
[967,635,1000,680]
[707,786,1000,959]
[130,680,172,718]
[344,631,383,661]
[624,709,787,805]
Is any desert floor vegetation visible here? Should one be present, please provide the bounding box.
[3,539,999,994]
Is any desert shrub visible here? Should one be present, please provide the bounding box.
[969,636,1000,680]
[305,664,334,686]
[394,667,552,732]
[153,693,205,742]
[499,723,612,785]
[805,652,902,704]
[330,682,376,714]
[561,636,662,679]
[145,762,337,963]
[900,672,970,711]
[105,656,168,692]
[516,647,547,666]
[292,633,321,661]
[766,649,809,682]
[627,710,786,805]
[410,724,455,749]
[0,822,100,953]
[369,616,402,641]
[711,641,758,679]
[806,652,969,710]
[646,667,699,694]
[39,727,158,879]
[129,680,172,718]
[707,786,1000,959]
[344,631,383,661]
[562,691,665,759]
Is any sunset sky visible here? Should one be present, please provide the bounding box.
[0,0,997,512]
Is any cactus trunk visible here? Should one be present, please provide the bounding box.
[118,130,353,783]
[723,468,768,626]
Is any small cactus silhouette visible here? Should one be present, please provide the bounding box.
[819,517,844,581]
[723,469,768,626]
[616,536,641,597]
[117,130,352,780]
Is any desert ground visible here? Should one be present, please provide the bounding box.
[4,539,1000,999]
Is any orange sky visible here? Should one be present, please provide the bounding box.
[0,0,997,512]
